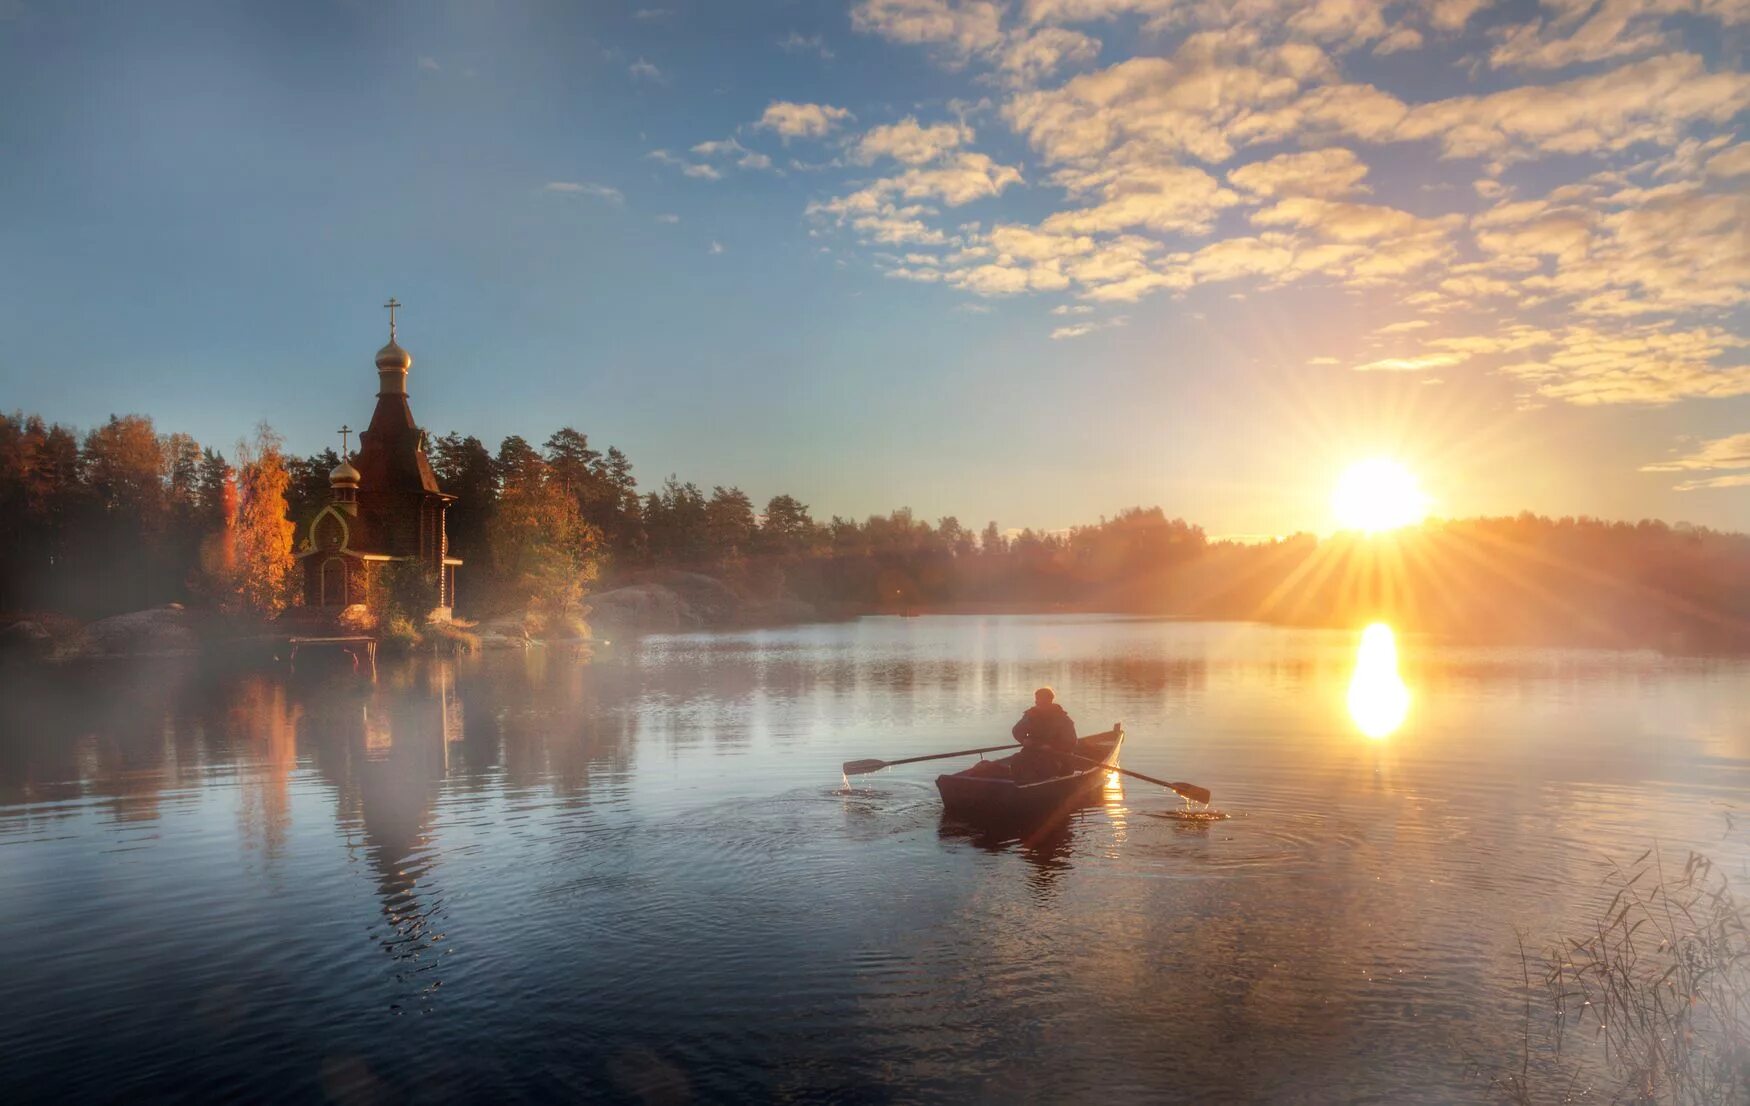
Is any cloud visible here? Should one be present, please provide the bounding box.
[851,0,1006,58]
[836,151,1024,207]
[1396,53,1750,161]
[542,181,624,203]
[796,0,1749,425]
[807,193,954,246]
[757,101,855,140]
[1353,353,1467,372]
[629,58,665,82]
[1705,142,1750,179]
[855,118,975,165]
[1640,432,1750,472]
[1000,27,1101,84]
[778,31,835,59]
[655,213,681,224]
[709,240,725,254]
[1050,313,1127,339]
[418,56,440,71]
[1042,164,1239,235]
[1483,0,1749,71]
[1227,147,1370,199]
[1373,26,1424,54]
[1427,323,1750,405]
[691,137,776,171]
[634,8,673,19]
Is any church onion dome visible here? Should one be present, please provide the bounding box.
[330,458,362,486]
[375,339,412,372]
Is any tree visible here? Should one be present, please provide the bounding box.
[643,477,710,565]
[496,435,544,489]
[430,432,497,568]
[981,521,1007,556]
[229,426,295,617]
[705,486,757,561]
[760,494,818,555]
[490,470,601,632]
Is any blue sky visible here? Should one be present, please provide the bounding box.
[1,0,1745,536]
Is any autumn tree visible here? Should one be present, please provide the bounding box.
[490,458,601,633]
[228,426,295,617]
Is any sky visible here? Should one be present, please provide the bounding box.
[0,0,1746,537]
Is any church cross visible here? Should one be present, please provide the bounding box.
[383,297,402,340]
[337,424,352,457]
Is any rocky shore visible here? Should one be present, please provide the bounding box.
[0,572,827,662]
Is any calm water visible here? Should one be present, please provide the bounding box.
[3,616,1747,1103]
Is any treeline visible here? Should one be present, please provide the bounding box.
[3,410,1748,650]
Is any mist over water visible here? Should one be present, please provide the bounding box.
[2,615,1747,1102]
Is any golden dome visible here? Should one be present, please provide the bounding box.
[330,458,361,486]
[375,339,412,372]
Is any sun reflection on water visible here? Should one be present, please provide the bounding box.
[1348,623,1410,739]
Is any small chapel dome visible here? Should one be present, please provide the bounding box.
[375,339,412,372]
[330,458,362,486]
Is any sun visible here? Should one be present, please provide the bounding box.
[1332,458,1431,534]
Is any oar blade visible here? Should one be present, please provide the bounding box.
[1173,782,1212,805]
[842,758,889,776]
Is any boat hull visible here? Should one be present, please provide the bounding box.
[935,726,1124,826]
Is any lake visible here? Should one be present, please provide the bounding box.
[3,615,1747,1103]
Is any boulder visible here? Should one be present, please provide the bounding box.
[0,619,52,656]
[54,605,200,659]
[586,584,700,632]
[475,614,536,649]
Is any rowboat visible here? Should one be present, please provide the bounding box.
[935,724,1124,825]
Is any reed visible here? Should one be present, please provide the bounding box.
[1492,846,1750,1104]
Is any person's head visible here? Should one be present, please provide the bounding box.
[1034,687,1055,707]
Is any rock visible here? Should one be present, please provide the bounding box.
[586,584,701,632]
[475,614,536,649]
[0,620,52,656]
[53,605,200,660]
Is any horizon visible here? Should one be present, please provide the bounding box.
[3,0,1747,537]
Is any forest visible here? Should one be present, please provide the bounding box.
[3,410,1748,651]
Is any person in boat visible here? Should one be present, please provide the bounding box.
[1010,687,1077,781]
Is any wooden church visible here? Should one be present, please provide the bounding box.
[297,301,459,621]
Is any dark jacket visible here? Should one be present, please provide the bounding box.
[1012,703,1077,752]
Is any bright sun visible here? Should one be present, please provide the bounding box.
[1332,458,1432,534]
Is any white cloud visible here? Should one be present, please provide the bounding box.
[1227,147,1370,199]
[1641,432,1750,472]
[757,101,855,140]
[655,213,681,224]
[1397,53,1750,161]
[1000,27,1101,84]
[692,137,776,171]
[779,32,835,59]
[1373,26,1424,54]
[542,181,624,203]
[1704,142,1750,179]
[629,58,665,82]
[709,240,725,254]
[418,56,441,71]
[851,0,1006,58]
[855,118,975,165]
[1353,353,1467,372]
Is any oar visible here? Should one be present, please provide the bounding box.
[1070,754,1211,805]
[843,744,1019,776]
